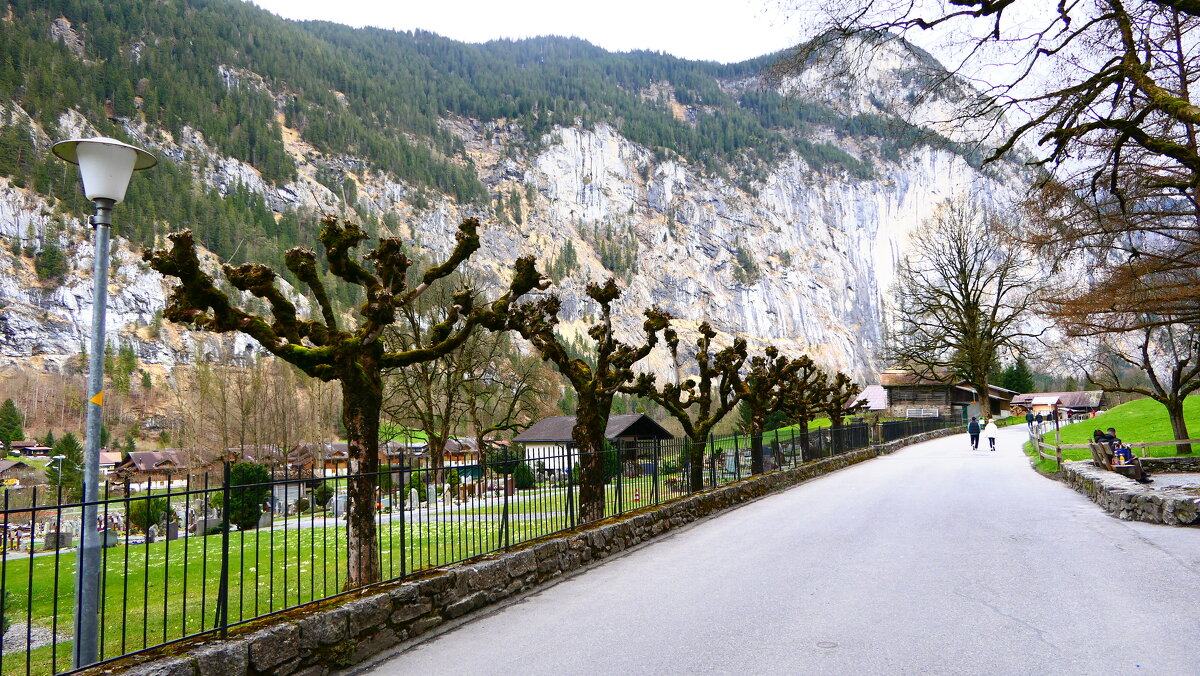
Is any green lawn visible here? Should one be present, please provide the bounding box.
[766,418,832,437]
[1026,395,1200,473]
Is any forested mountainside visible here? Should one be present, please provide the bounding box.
[0,0,1018,378]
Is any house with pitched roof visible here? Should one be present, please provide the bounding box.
[513,414,673,471]
[878,369,1018,420]
[1009,391,1107,416]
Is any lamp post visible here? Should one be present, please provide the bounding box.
[51,136,155,669]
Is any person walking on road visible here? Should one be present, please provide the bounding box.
[967,416,981,450]
[1025,411,1034,430]
[984,418,1000,451]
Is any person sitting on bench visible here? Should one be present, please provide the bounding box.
[1096,428,1153,483]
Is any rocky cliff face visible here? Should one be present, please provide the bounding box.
[0,41,1019,380]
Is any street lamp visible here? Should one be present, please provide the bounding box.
[51,136,155,669]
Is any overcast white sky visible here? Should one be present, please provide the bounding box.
[247,0,810,64]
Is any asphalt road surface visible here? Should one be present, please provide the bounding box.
[356,426,1200,675]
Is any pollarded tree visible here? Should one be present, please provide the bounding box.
[817,372,866,454]
[780,356,829,458]
[145,215,544,588]
[730,347,805,475]
[624,322,748,491]
[496,279,670,523]
[0,398,24,453]
[886,199,1042,407]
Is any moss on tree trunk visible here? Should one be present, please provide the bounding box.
[341,353,382,589]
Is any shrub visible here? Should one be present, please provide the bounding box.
[660,456,680,475]
[513,462,535,490]
[127,496,171,533]
[406,474,426,499]
[311,482,334,510]
[447,468,461,489]
[486,447,521,475]
[227,462,271,530]
[294,497,309,514]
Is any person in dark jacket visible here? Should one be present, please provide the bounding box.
[1094,428,1153,483]
[967,417,981,450]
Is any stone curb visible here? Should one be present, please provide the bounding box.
[85,426,957,676]
[1061,460,1200,526]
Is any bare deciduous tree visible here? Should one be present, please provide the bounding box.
[496,279,670,524]
[625,323,747,491]
[886,199,1041,405]
[146,216,543,588]
[1069,323,1200,453]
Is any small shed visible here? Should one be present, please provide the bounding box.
[514,414,674,471]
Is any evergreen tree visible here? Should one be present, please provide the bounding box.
[46,432,84,498]
[0,398,24,453]
[1008,356,1035,394]
[34,241,68,282]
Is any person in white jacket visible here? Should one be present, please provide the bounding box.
[983,418,1000,451]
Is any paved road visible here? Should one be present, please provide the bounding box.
[357,427,1200,675]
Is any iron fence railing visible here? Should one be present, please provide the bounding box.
[0,417,956,675]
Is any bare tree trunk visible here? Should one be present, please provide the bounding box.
[573,396,607,524]
[1165,398,1193,454]
[749,412,765,475]
[342,359,382,589]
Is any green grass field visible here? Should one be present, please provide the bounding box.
[1026,396,1200,473]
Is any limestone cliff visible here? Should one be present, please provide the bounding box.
[0,36,1021,381]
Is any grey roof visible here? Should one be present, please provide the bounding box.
[0,460,31,474]
[514,414,673,443]
[1011,391,1105,408]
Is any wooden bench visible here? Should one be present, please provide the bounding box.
[1089,441,1139,479]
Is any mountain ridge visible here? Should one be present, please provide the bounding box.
[0,0,1022,381]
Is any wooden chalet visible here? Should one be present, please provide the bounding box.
[1009,391,1107,417]
[113,450,189,487]
[878,370,1017,419]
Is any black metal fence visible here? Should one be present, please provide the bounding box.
[0,417,956,675]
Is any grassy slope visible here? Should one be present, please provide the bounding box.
[1027,395,1200,472]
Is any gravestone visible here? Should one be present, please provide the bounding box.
[408,488,418,510]
[43,531,73,550]
[427,485,437,504]
[442,484,451,502]
[257,512,272,529]
[147,525,157,543]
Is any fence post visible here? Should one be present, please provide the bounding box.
[615,441,624,517]
[708,434,717,488]
[566,444,576,529]
[216,460,231,638]
[773,429,780,470]
[652,440,660,505]
[733,434,740,481]
[399,458,407,579]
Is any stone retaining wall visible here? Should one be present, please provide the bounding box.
[89,427,958,676]
[1142,456,1200,473]
[1061,460,1200,526]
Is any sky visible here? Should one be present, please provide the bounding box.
[247,0,810,64]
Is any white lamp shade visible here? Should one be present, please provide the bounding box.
[51,137,156,203]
